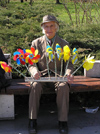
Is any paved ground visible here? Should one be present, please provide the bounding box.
[0,95,100,134]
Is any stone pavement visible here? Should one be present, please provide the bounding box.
[0,95,100,134]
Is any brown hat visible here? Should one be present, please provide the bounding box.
[41,15,59,26]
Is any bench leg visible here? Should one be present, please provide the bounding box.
[0,95,14,120]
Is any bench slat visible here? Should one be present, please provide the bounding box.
[1,76,100,95]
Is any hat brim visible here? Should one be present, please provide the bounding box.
[41,20,59,27]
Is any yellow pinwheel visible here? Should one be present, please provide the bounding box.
[83,54,95,71]
[0,61,12,72]
[72,48,78,64]
[63,45,71,62]
[25,47,40,65]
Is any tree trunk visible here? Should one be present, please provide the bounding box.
[21,0,23,2]
[30,0,33,6]
[56,0,61,4]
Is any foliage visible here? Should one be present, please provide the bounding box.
[0,0,100,77]
[0,0,9,7]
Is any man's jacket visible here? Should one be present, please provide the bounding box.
[29,35,73,76]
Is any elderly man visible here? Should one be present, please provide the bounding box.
[28,15,74,134]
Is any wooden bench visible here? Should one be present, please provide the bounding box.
[1,76,100,119]
[1,76,100,95]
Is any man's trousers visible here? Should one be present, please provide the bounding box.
[29,81,69,121]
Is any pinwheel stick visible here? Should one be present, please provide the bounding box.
[10,64,26,78]
[46,56,50,78]
[34,63,37,69]
[63,59,70,78]
[25,64,29,72]
[54,52,57,78]
[71,62,84,75]
[60,57,63,76]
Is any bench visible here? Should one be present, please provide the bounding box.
[1,76,100,95]
[0,76,100,120]
[0,54,100,119]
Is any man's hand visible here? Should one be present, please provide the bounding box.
[33,72,41,80]
[67,74,74,84]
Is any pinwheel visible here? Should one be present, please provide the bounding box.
[63,45,71,62]
[55,43,63,76]
[72,48,78,64]
[46,45,55,61]
[72,54,95,75]
[0,61,12,72]
[55,43,63,60]
[63,45,71,77]
[83,54,95,71]
[46,45,55,77]
[13,49,26,65]
[25,47,40,65]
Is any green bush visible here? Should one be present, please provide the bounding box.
[0,0,100,77]
[0,0,7,7]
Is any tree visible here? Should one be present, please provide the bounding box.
[21,0,23,2]
[0,0,9,6]
[30,0,33,6]
[56,0,61,4]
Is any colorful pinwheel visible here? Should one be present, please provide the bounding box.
[46,45,55,61]
[72,48,78,64]
[13,49,27,65]
[55,43,63,60]
[63,45,71,62]
[83,54,95,71]
[0,61,12,72]
[25,47,40,65]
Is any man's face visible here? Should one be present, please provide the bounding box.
[43,21,57,39]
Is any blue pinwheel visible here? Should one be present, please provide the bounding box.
[72,48,78,64]
[46,45,55,61]
[13,48,27,65]
[55,43,63,60]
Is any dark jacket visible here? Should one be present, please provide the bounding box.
[0,48,8,77]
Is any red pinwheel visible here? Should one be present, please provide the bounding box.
[25,47,40,65]
[13,49,28,65]
[0,61,12,72]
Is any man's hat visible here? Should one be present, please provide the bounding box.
[41,15,59,26]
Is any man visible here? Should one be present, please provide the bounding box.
[28,15,74,134]
[0,48,10,91]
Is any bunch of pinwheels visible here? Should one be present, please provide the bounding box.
[83,54,95,71]
[63,45,71,62]
[12,47,41,77]
[46,45,55,61]
[25,47,40,65]
[55,43,63,60]
[0,61,12,72]
[72,48,78,64]
[13,48,40,65]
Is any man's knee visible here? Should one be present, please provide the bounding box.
[29,82,42,93]
[59,82,69,89]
